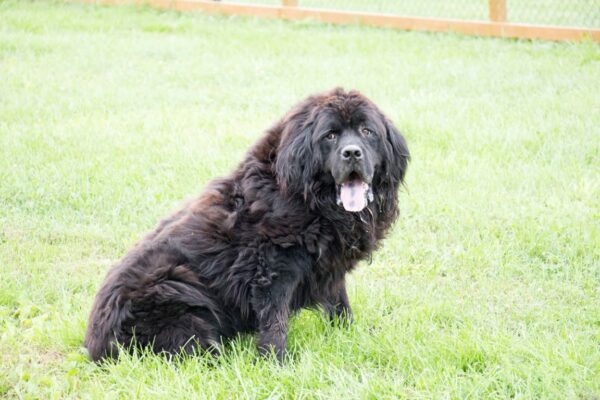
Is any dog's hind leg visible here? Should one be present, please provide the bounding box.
[145,310,222,357]
[85,261,223,361]
[123,264,224,357]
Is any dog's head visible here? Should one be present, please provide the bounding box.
[275,88,409,214]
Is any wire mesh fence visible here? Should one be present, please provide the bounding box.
[227,0,600,28]
[507,0,599,28]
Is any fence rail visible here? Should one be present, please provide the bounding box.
[78,0,600,42]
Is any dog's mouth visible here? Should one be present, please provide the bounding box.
[336,172,374,212]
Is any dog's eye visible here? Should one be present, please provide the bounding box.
[325,131,338,140]
[361,127,373,136]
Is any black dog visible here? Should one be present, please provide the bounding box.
[85,88,409,362]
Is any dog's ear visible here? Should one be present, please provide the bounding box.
[372,116,409,220]
[275,108,319,199]
[382,117,410,185]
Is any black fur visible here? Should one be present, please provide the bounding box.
[84,88,410,362]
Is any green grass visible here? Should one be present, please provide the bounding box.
[1,1,599,398]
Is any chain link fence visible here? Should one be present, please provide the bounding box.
[228,0,600,28]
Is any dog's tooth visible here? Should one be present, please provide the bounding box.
[367,187,374,202]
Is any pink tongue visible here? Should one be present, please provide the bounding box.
[340,179,369,212]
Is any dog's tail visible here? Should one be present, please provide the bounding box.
[84,266,132,362]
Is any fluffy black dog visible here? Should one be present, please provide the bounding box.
[85,88,409,362]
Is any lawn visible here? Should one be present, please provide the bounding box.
[0,1,599,398]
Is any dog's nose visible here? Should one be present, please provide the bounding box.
[341,145,363,161]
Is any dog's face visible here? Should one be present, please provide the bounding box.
[275,88,409,213]
[315,103,387,212]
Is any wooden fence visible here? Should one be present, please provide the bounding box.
[79,0,600,42]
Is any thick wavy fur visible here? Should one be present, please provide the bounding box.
[85,88,410,362]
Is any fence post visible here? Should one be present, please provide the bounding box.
[488,0,507,22]
[282,0,298,6]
